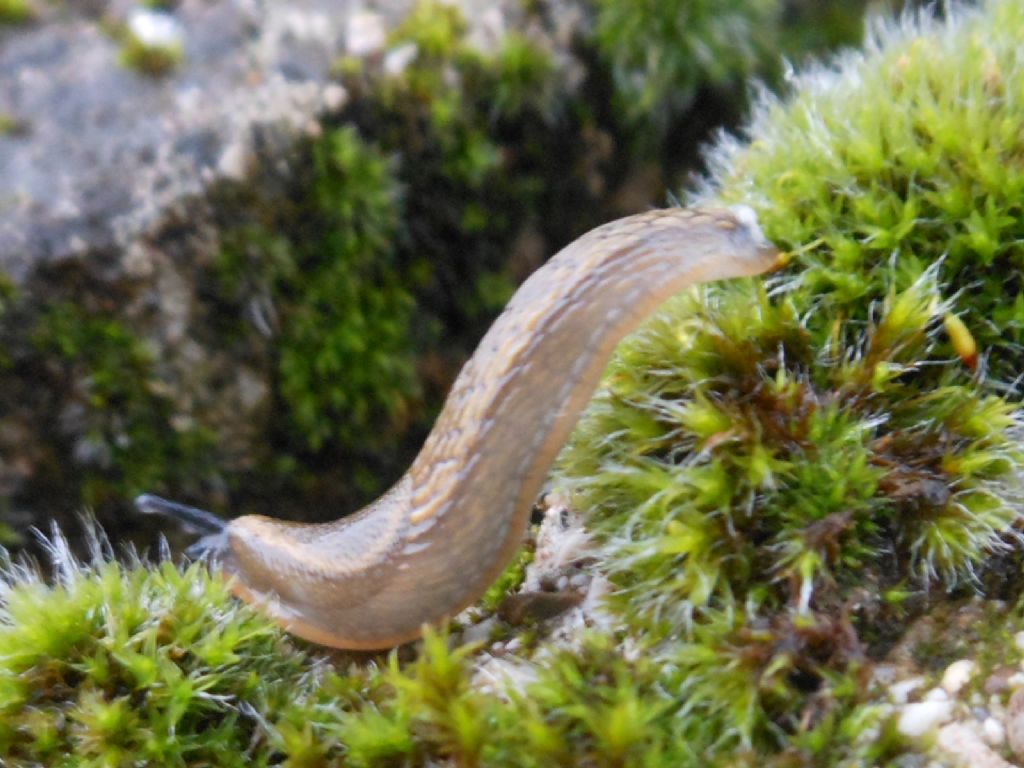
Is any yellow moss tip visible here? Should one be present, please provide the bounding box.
[943,312,978,370]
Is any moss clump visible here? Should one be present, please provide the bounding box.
[209,2,569,467]
[0,0,32,24]
[550,0,1024,758]
[0,538,910,767]
[710,0,1024,384]
[557,276,1022,753]
[0,530,368,766]
[593,0,778,126]
[27,303,216,507]
[271,128,416,452]
[119,34,183,77]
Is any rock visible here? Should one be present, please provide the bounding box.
[982,717,1005,746]
[898,699,954,738]
[1005,687,1024,758]
[890,676,926,704]
[943,660,976,696]
[936,723,1014,768]
[345,11,386,57]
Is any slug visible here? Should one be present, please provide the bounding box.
[137,205,780,650]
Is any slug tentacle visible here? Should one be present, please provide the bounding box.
[139,206,780,650]
[134,493,231,561]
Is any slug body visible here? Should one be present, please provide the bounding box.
[142,206,779,650]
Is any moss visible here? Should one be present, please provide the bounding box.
[119,34,183,77]
[593,0,779,128]
[28,303,216,507]
[0,113,27,136]
[0,530,372,765]
[275,128,417,452]
[209,1,570,464]
[0,0,31,24]
[546,0,1024,758]
[709,0,1024,384]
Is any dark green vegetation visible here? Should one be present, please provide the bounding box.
[6,0,1022,765]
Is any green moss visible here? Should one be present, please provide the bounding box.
[212,128,418,454]
[119,34,183,77]
[480,543,535,614]
[29,304,215,506]
[0,113,25,136]
[277,128,417,451]
[593,0,779,127]
[710,0,1024,383]
[0,533,370,765]
[0,0,32,24]
[210,1,568,461]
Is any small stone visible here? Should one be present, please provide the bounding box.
[345,12,387,57]
[890,677,926,704]
[898,700,955,737]
[1013,631,1024,653]
[983,717,1005,745]
[128,9,184,49]
[924,687,950,702]
[1006,687,1024,758]
[943,660,976,696]
[937,723,1014,768]
[984,666,1016,695]
[217,142,249,180]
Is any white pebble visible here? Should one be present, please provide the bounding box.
[127,9,183,48]
[937,723,1014,768]
[322,84,348,112]
[890,677,926,704]
[345,12,387,57]
[924,687,950,702]
[983,717,1006,745]
[1014,631,1024,652]
[898,700,955,737]
[943,660,976,696]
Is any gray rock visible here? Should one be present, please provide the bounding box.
[0,0,396,283]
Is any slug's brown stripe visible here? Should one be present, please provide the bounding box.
[203,206,780,649]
